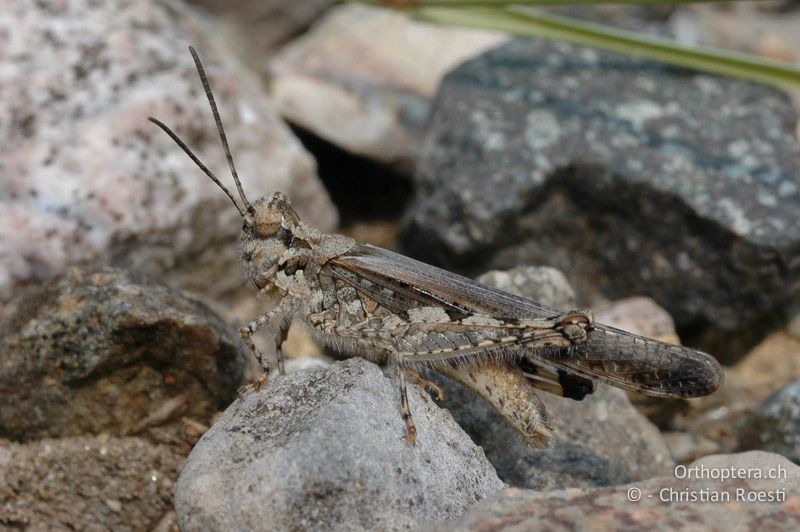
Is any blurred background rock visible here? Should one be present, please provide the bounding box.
[2,0,800,530]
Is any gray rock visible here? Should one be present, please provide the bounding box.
[594,296,682,344]
[0,0,336,307]
[436,266,673,489]
[0,435,184,530]
[398,37,800,331]
[175,358,503,532]
[0,267,246,441]
[438,379,673,490]
[666,327,800,459]
[430,451,800,531]
[739,379,800,463]
[477,266,577,309]
[671,3,800,63]
[663,431,722,464]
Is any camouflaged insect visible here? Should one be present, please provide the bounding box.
[149,47,723,446]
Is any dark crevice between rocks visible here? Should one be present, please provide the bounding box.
[289,125,414,229]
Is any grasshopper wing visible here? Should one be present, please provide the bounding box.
[329,243,722,399]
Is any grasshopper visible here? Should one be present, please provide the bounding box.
[149,47,722,446]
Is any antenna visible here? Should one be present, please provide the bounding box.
[189,45,253,213]
[148,117,245,217]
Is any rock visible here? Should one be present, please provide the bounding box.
[398,37,800,332]
[269,3,506,172]
[664,328,800,458]
[671,3,800,64]
[187,0,334,66]
[175,358,503,531]
[595,296,681,345]
[739,380,800,463]
[438,379,673,490]
[435,266,674,489]
[662,431,722,464]
[789,312,800,341]
[0,435,184,530]
[728,330,800,403]
[477,266,577,309]
[0,0,337,307]
[0,267,246,441]
[430,451,800,531]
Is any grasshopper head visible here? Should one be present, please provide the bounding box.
[148,47,314,292]
[241,192,307,289]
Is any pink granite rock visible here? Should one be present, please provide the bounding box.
[431,451,800,531]
[0,0,337,308]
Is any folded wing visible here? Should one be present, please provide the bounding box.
[330,243,722,399]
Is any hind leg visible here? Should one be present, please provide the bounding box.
[405,368,445,401]
[396,366,417,445]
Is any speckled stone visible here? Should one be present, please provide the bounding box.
[739,380,800,463]
[439,378,675,490]
[175,358,503,532]
[186,0,334,62]
[398,37,800,331]
[477,266,577,310]
[0,267,246,441]
[426,452,800,531]
[0,435,183,531]
[0,0,336,306]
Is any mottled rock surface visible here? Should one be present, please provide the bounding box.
[439,379,674,490]
[0,0,336,306]
[269,3,506,171]
[0,267,245,441]
[477,266,577,309]
[671,2,800,63]
[187,0,334,64]
[430,452,800,531]
[434,267,674,489]
[0,435,183,531]
[679,328,800,457]
[728,330,800,403]
[739,380,800,463]
[399,37,800,331]
[176,358,503,532]
[595,296,681,345]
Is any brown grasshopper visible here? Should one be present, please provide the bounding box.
[149,47,722,446]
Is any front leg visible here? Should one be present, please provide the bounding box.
[238,298,294,397]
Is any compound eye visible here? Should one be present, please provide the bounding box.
[253,207,282,238]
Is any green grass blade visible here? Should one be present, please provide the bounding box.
[409,6,800,88]
[360,0,734,5]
